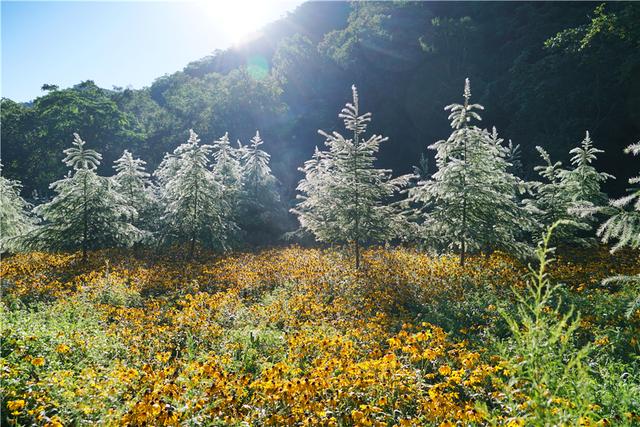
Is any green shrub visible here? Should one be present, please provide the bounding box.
[489,223,596,424]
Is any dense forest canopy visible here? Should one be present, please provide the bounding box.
[2,1,639,201]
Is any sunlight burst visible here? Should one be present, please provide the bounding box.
[198,1,277,45]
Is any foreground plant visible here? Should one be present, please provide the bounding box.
[490,222,600,425]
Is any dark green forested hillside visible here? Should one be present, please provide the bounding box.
[2,1,639,201]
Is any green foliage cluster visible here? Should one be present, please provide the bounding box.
[1,299,130,423]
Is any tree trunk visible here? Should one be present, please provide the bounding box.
[460,123,469,267]
[189,235,196,260]
[353,121,360,270]
[82,172,88,262]
[188,179,199,260]
[460,196,467,267]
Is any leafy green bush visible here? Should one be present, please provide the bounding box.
[487,223,639,425]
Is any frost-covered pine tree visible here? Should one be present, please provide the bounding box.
[0,163,33,253]
[293,146,333,237]
[480,127,534,254]
[573,142,640,316]
[527,132,612,246]
[595,142,640,252]
[237,131,286,246]
[113,150,156,232]
[113,150,151,209]
[405,79,531,265]
[524,147,570,229]
[239,132,277,202]
[212,132,242,194]
[563,131,613,212]
[210,132,243,245]
[505,140,523,177]
[155,129,230,258]
[292,85,409,268]
[27,134,141,260]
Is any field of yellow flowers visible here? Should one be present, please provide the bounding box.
[2,246,639,426]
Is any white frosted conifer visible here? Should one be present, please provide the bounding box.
[525,147,570,225]
[597,142,640,252]
[237,131,285,245]
[211,132,243,244]
[212,132,242,193]
[113,150,156,233]
[563,131,612,210]
[28,134,141,259]
[155,129,230,257]
[240,132,274,195]
[528,132,612,246]
[405,79,532,265]
[0,164,33,253]
[292,85,409,268]
[505,140,523,177]
[581,142,640,317]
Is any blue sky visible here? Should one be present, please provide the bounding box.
[1,1,302,102]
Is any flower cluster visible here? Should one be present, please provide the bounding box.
[1,246,638,425]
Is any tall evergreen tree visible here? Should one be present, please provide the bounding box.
[0,163,33,253]
[525,147,570,229]
[27,134,140,259]
[479,127,533,255]
[113,150,156,232]
[597,142,640,316]
[528,132,612,246]
[563,131,613,213]
[211,132,243,245]
[293,85,408,268]
[293,146,333,239]
[595,142,640,252]
[155,129,230,258]
[212,132,242,194]
[238,131,286,246]
[405,79,531,265]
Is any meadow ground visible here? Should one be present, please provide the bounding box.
[1,246,639,426]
